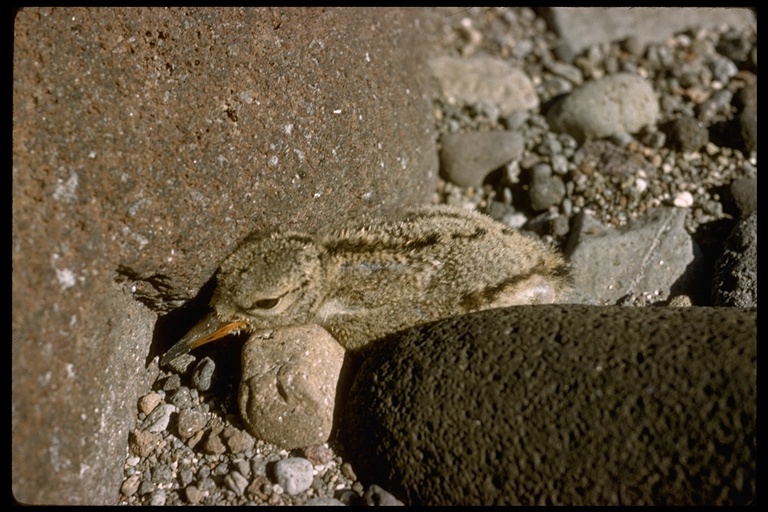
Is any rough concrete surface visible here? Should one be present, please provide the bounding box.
[12,7,437,504]
[344,305,756,505]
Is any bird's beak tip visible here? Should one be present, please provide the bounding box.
[159,313,248,367]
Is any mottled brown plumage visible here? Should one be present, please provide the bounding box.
[161,204,571,366]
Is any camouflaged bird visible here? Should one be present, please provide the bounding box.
[161,204,571,365]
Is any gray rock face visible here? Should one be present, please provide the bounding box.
[546,73,659,143]
[12,7,436,504]
[712,212,757,308]
[544,8,755,60]
[239,325,345,450]
[565,207,705,305]
[439,131,524,188]
[343,305,756,505]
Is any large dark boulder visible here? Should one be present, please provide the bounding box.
[343,305,756,505]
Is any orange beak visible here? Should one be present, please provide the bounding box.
[160,312,247,367]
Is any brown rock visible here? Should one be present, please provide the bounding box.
[185,429,205,450]
[238,325,346,449]
[223,426,256,454]
[13,7,436,504]
[137,393,164,416]
[302,444,336,466]
[128,430,162,459]
[203,426,228,455]
[729,177,757,218]
[184,485,206,505]
[573,139,656,178]
[176,408,207,440]
[120,474,141,498]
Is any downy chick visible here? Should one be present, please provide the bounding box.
[161,204,571,365]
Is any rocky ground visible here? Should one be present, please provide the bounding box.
[118,8,756,505]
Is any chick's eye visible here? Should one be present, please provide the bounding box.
[254,298,280,309]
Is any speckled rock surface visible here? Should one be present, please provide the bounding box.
[343,305,756,505]
[665,117,709,153]
[12,7,436,504]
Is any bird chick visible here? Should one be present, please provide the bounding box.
[161,204,571,365]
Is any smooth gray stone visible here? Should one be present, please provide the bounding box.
[546,73,659,143]
[428,56,539,116]
[439,131,525,188]
[274,457,315,496]
[343,305,755,505]
[528,163,566,212]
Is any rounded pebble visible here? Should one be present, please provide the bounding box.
[176,408,207,440]
[364,484,405,506]
[274,457,315,496]
[120,474,141,497]
[428,55,539,115]
[546,73,659,143]
[728,177,756,217]
[149,489,167,506]
[238,325,345,450]
[439,131,525,188]
[184,485,205,505]
[137,393,163,415]
[529,163,566,212]
[673,191,694,208]
[168,386,194,409]
[668,117,708,152]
